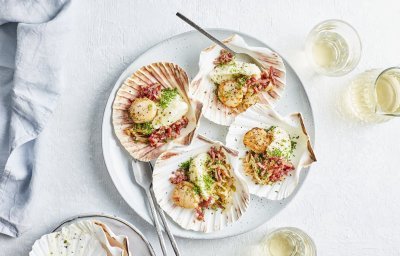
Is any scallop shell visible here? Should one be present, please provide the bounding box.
[190,34,286,126]
[30,220,130,256]
[112,62,203,161]
[152,135,250,233]
[226,103,316,199]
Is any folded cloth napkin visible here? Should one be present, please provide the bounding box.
[0,0,71,237]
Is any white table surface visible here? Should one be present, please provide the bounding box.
[2,0,400,255]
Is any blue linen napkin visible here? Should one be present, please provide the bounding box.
[0,0,71,237]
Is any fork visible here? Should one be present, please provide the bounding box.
[131,160,181,256]
[176,12,267,70]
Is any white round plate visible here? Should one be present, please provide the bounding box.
[52,213,155,256]
[101,29,315,239]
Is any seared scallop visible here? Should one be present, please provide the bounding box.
[243,128,271,153]
[240,88,259,111]
[217,80,244,108]
[129,98,157,123]
[171,181,200,209]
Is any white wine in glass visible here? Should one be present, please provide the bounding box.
[342,67,400,123]
[306,20,362,76]
[262,227,316,256]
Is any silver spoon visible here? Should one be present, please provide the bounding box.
[176,12,267,70]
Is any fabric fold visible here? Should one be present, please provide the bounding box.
[0,0,71,237]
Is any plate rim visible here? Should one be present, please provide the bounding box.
[52,213,156,256]
[101,28,316,239]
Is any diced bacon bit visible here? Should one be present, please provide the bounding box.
[195,207,205,221]
[169,170,188,184]
[213,49,234,65]
[194,197,214,221]
[148,117,189,147]
[138,83,161,101]
[259,156,295,182]
[199,196,213,208]
[208,146,225,161]
[247,66,278,93]
[215,167,222,181]
[267,157,294,182]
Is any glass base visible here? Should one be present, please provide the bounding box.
[262,227,317,256]
[339,70,393,123]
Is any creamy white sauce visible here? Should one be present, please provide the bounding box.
[152,94,188,129]
[188,152,211,199]
[267,127,292,158]
[210,61,261,84]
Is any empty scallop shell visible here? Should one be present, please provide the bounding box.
[112,62,203,161]
[152,135,250,233]
[226,103,316,199]
[190,34,286,126]
[29,220,130,256]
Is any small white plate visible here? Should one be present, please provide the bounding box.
[101,29,315,239]
[52,214,155,256]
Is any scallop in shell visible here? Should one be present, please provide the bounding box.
[190,34,286,126]
[152,135,250,233]
[112,62,203,162]
[29,220,130,256]
[226,103,316,199]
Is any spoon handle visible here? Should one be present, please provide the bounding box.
[150,185,181,256]
[148,162,181,256]
[145,187,168,256]
[176,12,235,54]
